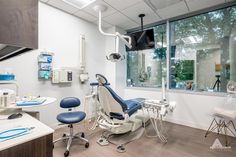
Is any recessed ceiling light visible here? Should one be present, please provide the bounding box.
[62,0,96,9]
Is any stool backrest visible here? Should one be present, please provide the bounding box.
[60,97,80,108]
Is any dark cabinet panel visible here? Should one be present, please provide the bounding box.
[0,0,38,49]
[0,134,53,157]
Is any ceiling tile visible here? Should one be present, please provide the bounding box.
[121,1,160,25]
[119,20,139,30]
[186,0,226,12]
[93,20,113,28]
[73,11,97,22]
[147,0,182,10]
[48,0,79,14]
[103,0,142,11]
[82,0,117,18]
[103,12,134,26]
[157,1,188,19]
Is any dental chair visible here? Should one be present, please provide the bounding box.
[94,74,147,134]
[53,97,89,157]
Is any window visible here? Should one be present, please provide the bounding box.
[170,6,236,92]
[126,5,236,93]
[127,24,167,88]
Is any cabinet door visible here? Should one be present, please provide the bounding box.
[0,0,38,49]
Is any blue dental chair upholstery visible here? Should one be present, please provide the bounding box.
[95,74,144,120]
[104,85,143,119]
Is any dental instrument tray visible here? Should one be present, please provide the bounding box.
[0,127,34,142]
[16,97,46,106]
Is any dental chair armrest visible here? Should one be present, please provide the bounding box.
[124,112,130,121]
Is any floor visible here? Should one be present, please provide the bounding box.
[53,121,236,157]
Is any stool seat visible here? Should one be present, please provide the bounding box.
[214,107,236,120]
[57,111,86,124]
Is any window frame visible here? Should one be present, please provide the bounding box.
[126,1,236,95]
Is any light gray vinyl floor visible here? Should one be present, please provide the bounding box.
[53,121,236,157]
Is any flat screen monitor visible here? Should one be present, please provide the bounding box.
[126,29,155,51]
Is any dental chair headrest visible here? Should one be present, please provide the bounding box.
[96,74,108,85]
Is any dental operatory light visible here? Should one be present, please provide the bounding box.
[93,4,132,62]
[62,0,96,9]
[106,53,125,62]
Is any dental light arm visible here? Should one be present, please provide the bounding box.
[98,11,114,37]
[79,34,85,71]
[96,7,132,51]
[79,34,89,83]
[115,32,132,49]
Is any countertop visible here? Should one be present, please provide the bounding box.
[0,113,54,151]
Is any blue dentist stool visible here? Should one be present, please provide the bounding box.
[53,97,89,157]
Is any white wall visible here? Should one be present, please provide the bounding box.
[0,2,106,127]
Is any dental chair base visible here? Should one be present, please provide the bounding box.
[97,114,149,153]
[97,111,149,134]
[96,113,149,149]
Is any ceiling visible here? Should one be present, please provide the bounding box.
[40,0,234,30]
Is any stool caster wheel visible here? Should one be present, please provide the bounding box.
[64,150,69,157]
[85,142,89,148]
[81,132,85,138]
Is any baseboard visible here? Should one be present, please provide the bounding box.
[164,117,209,131]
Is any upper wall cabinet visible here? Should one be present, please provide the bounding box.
[0,0,38,61]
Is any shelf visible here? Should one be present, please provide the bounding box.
[0,80,17,84]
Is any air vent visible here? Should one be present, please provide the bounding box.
[62,0,96,9]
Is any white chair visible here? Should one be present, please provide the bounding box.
[205,81,236,146]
